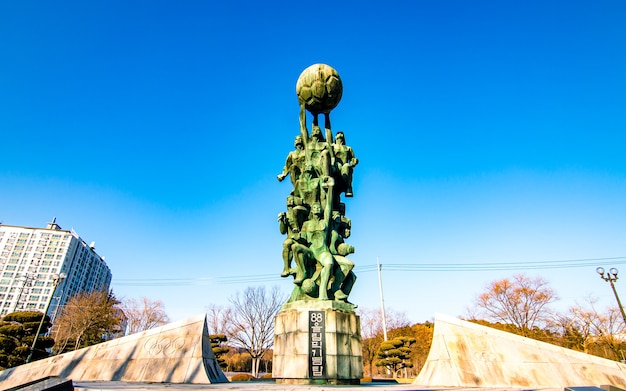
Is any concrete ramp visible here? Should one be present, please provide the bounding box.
[0,314,228,389]
[414,313,626,388]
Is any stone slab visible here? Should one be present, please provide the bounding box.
[414,313,626,388]
[0,314,228,390]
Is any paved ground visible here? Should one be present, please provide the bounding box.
[72,380,554,391]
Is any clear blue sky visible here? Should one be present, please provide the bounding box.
[1,1,625,324]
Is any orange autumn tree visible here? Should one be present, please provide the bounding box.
[469,273,558,337]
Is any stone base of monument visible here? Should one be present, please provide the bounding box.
[273,300,363,385]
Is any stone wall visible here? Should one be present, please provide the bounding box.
[415,313,626,388]
[0,314,228,389]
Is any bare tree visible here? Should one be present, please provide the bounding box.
[555,296,626,360]
[52,290,122,354]
[469,273,558,336]
[227,286,284,377]
[121,297,170,335]
[206,304,232,335]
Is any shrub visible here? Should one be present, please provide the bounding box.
[3,312,42,323]
[0,324,24,340]
[230,373,255,381]
[260,373,273,379]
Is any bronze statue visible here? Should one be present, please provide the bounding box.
[278,64,357,303]
[277,136,305,187]
[332,131,358,197]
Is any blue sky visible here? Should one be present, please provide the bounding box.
[1,1,625,324]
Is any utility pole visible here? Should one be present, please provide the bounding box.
[377,257,388,341]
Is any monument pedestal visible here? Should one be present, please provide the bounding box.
[273,300,363,385]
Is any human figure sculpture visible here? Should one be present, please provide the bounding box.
[332,131,358,197]
[328,211,356,301]
[291,195,334,300]
[277,136,306,187]
[299,106,333,178]
[330,211,354,257]
[278,195,307,278]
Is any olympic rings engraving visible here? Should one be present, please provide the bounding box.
[144,336,186,357]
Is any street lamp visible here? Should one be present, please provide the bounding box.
[596,267,626,325]
[26,272,66,363]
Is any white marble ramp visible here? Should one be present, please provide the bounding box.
[0,314,228,389]
[414,313,626,388]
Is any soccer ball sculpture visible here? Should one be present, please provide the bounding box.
[296,64,343,115]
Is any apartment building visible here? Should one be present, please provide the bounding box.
[0,218,112,321]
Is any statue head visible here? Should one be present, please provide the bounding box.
[294,135,304,148]
[310,202,322,217]
[311,126,325,142]
[335,132,345,145]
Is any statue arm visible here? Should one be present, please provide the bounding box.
[299,103,309,146]
[322,177,334,245]
[348,147,358,167]
[277,152,293,181]
[324,112,335,165]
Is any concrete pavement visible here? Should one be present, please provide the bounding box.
[73,380,556,391]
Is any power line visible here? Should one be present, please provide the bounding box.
[112,256,626,287]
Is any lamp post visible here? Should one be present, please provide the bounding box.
[26,272,66,363]
[596,267,626,325]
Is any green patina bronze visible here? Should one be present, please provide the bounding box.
[278,64,359,304]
